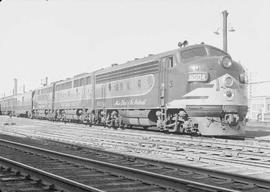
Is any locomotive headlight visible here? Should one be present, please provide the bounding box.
[224,76,234,87]
[221,56,232,68]
[226,90,233,98]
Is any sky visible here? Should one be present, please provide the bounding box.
[0,0,270,96]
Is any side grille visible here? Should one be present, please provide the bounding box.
[96,61,159,83]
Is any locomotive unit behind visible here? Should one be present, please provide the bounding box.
[0,43,248,137]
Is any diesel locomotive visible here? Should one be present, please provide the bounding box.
[0,43,248,137]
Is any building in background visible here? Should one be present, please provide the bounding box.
[249,96,270,122]
[246,70,270,122]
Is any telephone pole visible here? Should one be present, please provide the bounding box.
[214,10,235,53]
[222,10,229,53]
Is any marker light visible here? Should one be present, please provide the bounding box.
[239,73,247,83]
[221,56,232,68]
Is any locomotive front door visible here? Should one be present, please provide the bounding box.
[159,57,169,128]
[91,73,96,112]
[101,84,106,112]
[52,83,56,112]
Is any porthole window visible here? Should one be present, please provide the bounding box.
[138,79,141,88]
[168,56,174,68]
[126,81,130,90]
[115,83,119,91]
[147,76,153,87]
[120,82,123,90]
[108,83,111,91]
[86,76,91,85]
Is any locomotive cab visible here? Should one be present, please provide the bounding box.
[165,44,248,137]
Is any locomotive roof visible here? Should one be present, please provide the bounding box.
[0,95,15,100]
[94,44,217,75]
[95,48,179,76]
[0,43,221,101]
[54,72,91,85]
[48,43,221,84]
[0,91,33,100]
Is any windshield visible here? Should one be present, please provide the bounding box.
[207,47,228,56]
[181,47,207,60]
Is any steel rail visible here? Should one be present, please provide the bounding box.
[0,156,103,192]
[3,116,270,151]
[3,123,270,176]
[30,131,270,170]
[2,123,270,175]
[0,138,269,192]
[14,117,270,150]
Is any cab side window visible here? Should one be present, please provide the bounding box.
[208,47,227,56]
[181,47,207,60]
[168,56,174,68]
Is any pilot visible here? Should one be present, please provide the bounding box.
[166,113,177,132]
[106,113,112,128]
[110,111,118,128]
[62,110,67,123]
[156,111,164,130]
[179,111,192,133]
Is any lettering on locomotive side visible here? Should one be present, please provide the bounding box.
[96,101,105,107]
[114,99,147,106]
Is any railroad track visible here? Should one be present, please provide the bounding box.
[0,164,61,192]
[0,137,270,192]
[0,139,178,192]
[3,117,270,152]
[6,116,270,147]
[2,118,270,180]
[3,120,270,163]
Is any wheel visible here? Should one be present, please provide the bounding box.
[143,126,148,130]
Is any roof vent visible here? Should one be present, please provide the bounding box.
[111,63,118,67]
[134,58,139,60]
[73,73,89,78]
